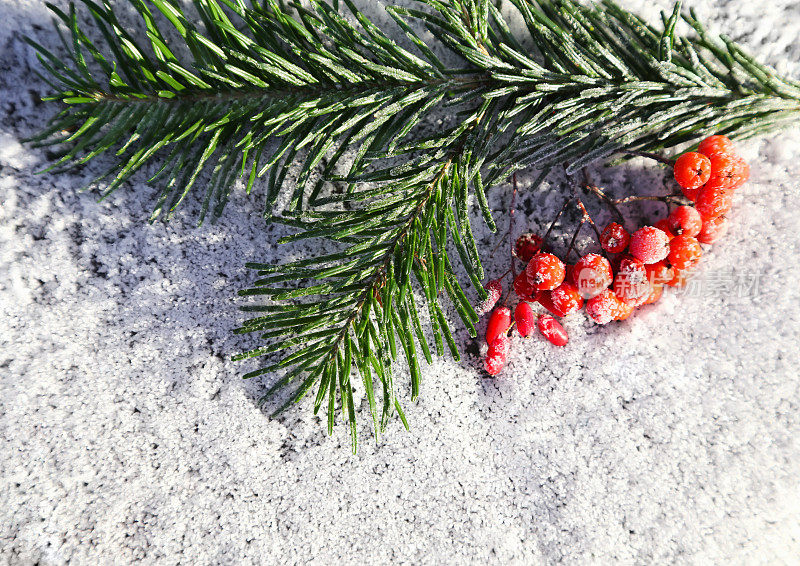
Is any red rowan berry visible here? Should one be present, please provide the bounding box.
[488,334,511,358]
[484,352,506,376]
[600,222,630,253]
[514,302,536,337]
[613,256,650,303]
[734,156,750,185]
[697,215,729,244]
[629,226,671,264]
[642,283,664,305]
[668,235,703,270]
[513,271,536,301]
[550,281,584,316]
[538,314,568,347]
[698,134,734,158]
[565,264,576,286]
[573,253,613,298]
[667,206,702,237]
[514,233,543,262]
[536,289,566,318]
[695,185,733,220]
[674,152,712,190]
[476,279,502,315]
[706,153,742,191]
[486,306,512,345]
[586,289,621,324]
[654,218,676,240]
[613,298,635,321]
[526,252,566,291]
[681,185,700,202]
[645,261,674,287]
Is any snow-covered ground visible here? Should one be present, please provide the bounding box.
[1,0,799,563]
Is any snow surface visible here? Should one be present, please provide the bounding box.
[1,0,800,563]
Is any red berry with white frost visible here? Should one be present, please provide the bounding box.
[600,222,630,253]
[484,352,505,376]
[488,334,511,358]
[674,152,712,190]
[613,256,650,303]
[514,302,536,337]
[667,206,703,237]
[514,233,543,262]
[586,290,622,324]
[476,279,502,315]
[573,253,613,298]
[538,315,568,347]
[526,252,566,291]
[536,289,565,318]
[668,235,702,270]
[550,281,584,316]
[697,215,729,244]
[485,306,512,345]
[629,226,670,264]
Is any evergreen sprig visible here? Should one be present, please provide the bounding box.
[27,0,800,451]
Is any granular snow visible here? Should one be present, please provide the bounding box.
[1,0,799,563]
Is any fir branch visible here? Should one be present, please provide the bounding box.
[27,0,800,448]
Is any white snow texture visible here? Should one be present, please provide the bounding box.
[1,0,800,564]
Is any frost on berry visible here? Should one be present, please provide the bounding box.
[484,335,511,376]
[667,206,702,238]
[697,215,728,244]
[613,256,650,303]
[586,290,620,325]
[484,353,505,376]
[485,306,512,345]
[613,298,635,321]
[674,152,712,190]
[668,235,702,270]
[537,314,568,347]
[514,302,536,337]
[476,279,502,315]
[574,253,613,299]
[514,233,543,262]
[600,222,630,253]
[629,226,670,264]
[488,334,511,358]
[536,289,564,317]
[550,281,584,316]
[525,252,566,291]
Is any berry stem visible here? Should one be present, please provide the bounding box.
[624,150,675,167]
[565,220,583,259]
[541,198,572,251]
[613,194,691,206]
[582,168,625,224]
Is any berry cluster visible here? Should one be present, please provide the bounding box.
[478,135,748,376]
